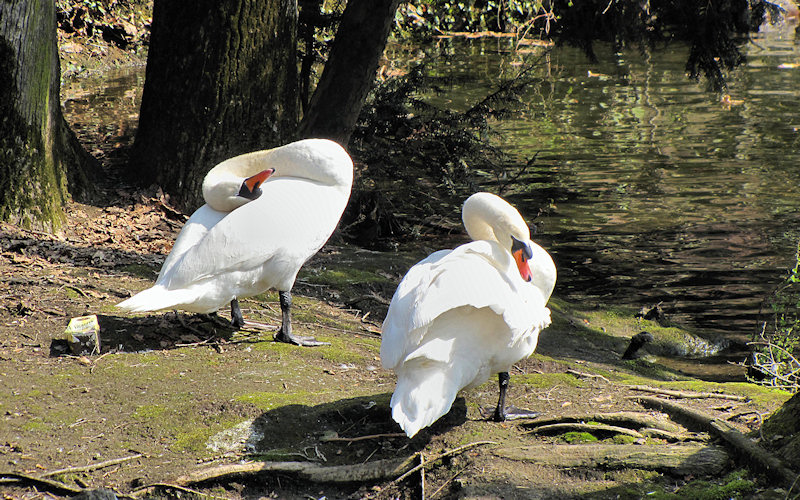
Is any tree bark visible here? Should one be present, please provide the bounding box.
[129,0,299,212]
[0,0,95,231]
[298,0,401,145]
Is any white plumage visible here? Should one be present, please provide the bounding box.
[381,192,556,437]
[117,139,353,345]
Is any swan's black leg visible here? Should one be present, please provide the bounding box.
[274,291,329,347]
[492,371,539,421]
[230,298,245,329]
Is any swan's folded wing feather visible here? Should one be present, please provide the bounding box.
[163,179,345,290]
[381,240,549,369]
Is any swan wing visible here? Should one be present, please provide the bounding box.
[164,177,349,295]
[156,204,226,282]
[381,240,549,370]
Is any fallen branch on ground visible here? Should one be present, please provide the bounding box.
[626,385,748,401]
[635,396,799,487]
[320,432,407,443]
[41,452,143,477]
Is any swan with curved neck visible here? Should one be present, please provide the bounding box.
[381,192,556,437]
[118,139,354,346]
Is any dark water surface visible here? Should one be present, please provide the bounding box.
[419,23,800,370]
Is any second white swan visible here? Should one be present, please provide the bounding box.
[381,192,556,437]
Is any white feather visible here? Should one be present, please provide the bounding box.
[381,192,556,437]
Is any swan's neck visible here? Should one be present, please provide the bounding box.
[201,139,353,212]
[462,192,530,249]
[202,157,263,212]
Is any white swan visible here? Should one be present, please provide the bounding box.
[381,192,556,437]
[117,139,354,346]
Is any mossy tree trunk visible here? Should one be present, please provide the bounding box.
[298,0,401,145]
[0,0,96,231]
[129,0,299,212]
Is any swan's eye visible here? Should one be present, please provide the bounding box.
[510,236,532,261]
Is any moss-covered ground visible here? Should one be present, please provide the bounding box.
[0,201,795,498]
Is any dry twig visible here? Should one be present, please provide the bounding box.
[41,452,143,477]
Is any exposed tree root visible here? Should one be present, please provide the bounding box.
[175,456,417,486]
[494,443,729,476]
[526,422,645,439]
[627,385,748,401]
[635,396,799,487]
[523,411,687,434]
[0,472,83,495]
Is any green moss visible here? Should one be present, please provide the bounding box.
[132,404,168,420]
[300,267,389,286]
[22,419,49,432]
[676,470,755,500]
[173,426,215,453]
[235,391,321,411]
[563,431,598,444]
[320,336,380,365]
[514,372,586,388]
[620,358,686,381]
[119,263,159,280]
[610,434,637,444]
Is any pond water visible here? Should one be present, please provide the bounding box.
[415,21,800,370]
[62,20,800,379]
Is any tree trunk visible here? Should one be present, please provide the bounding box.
[0,0,95,231]
[298,0,401,146]
[129,0,299,212]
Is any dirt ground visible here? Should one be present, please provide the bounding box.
[0,16,796,500]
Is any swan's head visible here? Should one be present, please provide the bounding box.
[203,163,275,212]
[237,168,274,201]
[462,192,534,282]
[511,235,534,282]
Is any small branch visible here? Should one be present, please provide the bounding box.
[566,369,610,383]
[41,452,143,477]
[321,432,406,443]
[626,385,748,401]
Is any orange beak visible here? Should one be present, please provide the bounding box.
[244,168,275,192]
[514,248,532,282]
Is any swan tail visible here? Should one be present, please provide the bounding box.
[116,286,197,313]
[390,358,462,438]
